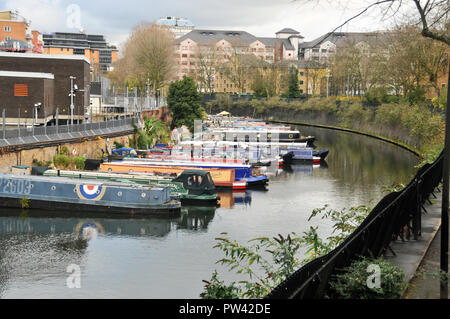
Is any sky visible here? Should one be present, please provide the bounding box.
[1,0,417,50]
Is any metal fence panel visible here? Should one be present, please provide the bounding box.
[266,152,444,299]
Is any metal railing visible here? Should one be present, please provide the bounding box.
[102,94,167,113]
[0,115,141,149]
[265,151,444,299]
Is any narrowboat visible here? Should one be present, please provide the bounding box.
[114,158,268,189]
[99,162,247,190]
[212,128,315,145]
[0,174,181,216]
[43,169,220,206]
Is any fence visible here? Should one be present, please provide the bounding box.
[265,151,444,299]
[0,115,140,149]
[101,94,167,113]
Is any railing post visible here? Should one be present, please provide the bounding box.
[17,108,20,138]
[56,108,59,134]
[2,109,5,140]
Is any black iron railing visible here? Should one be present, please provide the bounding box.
[266,151,444,299]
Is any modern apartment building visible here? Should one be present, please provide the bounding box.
[298,31,387,62]
[174,28,305,94]
[0,10,43,53]
[43,32,118,79]
[157,16,195,39]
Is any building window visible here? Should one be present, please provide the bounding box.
[14,84,28,97]
[182,54,188,58]
[4,26,11,32]
[299,80,304,85]
[321,49,327,53]
[312,48,319,53]
[4,36,11,41]
[299,72,304,76]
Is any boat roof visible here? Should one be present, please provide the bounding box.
[179,170,211,176]
[1,174,162,189]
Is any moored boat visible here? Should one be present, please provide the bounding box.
[114,158,269,189]
[99,162,248,190]
[0,174,181,217]
[43,169,220,206]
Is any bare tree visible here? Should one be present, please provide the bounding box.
[218,49,262,94]
[114,22,176,94]
[190,43,219,94]
[301,0,449,46]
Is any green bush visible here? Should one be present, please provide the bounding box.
[53,154,72,168]
[114,141,125,149]
[329,257,405,299]
[59,146,70,156]
[32,158,52,167]
[200,271,242,299]
[365,87,390,104]
[74,156,86,170]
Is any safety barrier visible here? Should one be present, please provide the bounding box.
[0,116,140,149]
[266,151,444,299]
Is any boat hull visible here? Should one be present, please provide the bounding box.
[0,175,181,217]
[0,196,181,217]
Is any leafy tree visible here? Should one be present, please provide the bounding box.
[286,67,301,98]
[143,115,170,145]
[167,76,205,131]
[129,124,153,149]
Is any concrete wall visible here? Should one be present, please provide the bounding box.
[141,105,171,123]
[0,134,131,173]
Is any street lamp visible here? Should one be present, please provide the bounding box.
[32,102,41,135]
[33,102,41,125]
[69,76,77,125]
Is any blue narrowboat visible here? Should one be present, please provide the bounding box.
[0,174,181,217]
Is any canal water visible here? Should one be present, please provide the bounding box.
[0,126,418,298]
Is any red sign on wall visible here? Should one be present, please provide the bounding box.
[14,84,28,96]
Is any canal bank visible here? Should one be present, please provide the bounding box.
[0,134,131,173]
[268,120,444,298]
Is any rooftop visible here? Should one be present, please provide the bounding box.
[0,70,54,80]
[0,51,91,64]
[177,29,257,46]
[276,28,300,34]
[299,31,388,49]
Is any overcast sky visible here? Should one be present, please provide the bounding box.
[2,0,416,49]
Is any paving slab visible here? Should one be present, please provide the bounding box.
[384,190,444,297]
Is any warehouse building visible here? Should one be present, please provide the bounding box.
[0,52,90,125]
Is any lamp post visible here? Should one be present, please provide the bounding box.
[69,76,76,125]
[33,102,41,136]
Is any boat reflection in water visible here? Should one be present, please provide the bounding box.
[178,206,217,231]
[281,161,328,175]
[0,207,221,240]
[217,190,252,209]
